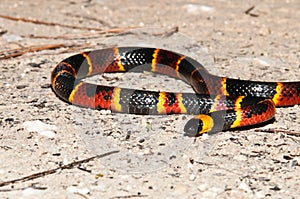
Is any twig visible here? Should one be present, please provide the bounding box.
[0,43,91,59]
[0,150,119,187]
[194,161,215,166]
[0,14,104,31]
[0,44,67,59]
[244,6,259,17]
[25,26,141,40]
[110,194,148,199]
[152,26,179,37]
[256,129,300,136]
[245,6,255,14]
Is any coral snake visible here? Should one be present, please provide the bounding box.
[51,47,300,136]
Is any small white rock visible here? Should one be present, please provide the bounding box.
[23,120,57,138]
[233,154,247,161]
[254,58,270,66]
[197,183,208,192]
[209,186,225,194]
[174,184,188,194]
[201,133,210,140]
[22,187,43,196]
[239,181,251,192]
[255,190,266,198]
[95,183,107,192]
[189,174,196,181]
[2,33,23,42]
[202,190,218,198]
[187,162,193,169]
[184,4,215,14]
[67,186,77,193]
[67,186,90,195]
[78,187,90,195]
[99,109,111,114]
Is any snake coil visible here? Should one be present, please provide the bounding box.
[51,47,300,136]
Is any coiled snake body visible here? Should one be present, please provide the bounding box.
[51,47,300,136]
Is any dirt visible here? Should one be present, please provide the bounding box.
[0,0,299,198]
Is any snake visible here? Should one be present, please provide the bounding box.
[51,47,300,136]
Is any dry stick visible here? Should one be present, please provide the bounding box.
[0,150,119,188]
[0,43,68,60]
[245,6,255,14]
[110,194,148,199]
[0,14,104,31]
[26,26,141,40]
[152,26,179,37]
[256,129,300,136]
[244,6,259,17]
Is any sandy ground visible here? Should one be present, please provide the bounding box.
[0,0,300,198]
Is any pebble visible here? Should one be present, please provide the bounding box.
[233,154,247,161]
[184,4,215,14]
[201,133,210,140]
[99,109,111,114]
[197,183,208,192]
[22,187,44,196]
[238,181,251,192]
[254,57,271,67]
[189,174,196,181]
[67,186,90,195]
[173,184,188,194]
[201,189,220,198]
[23,120,57,138]
[255,190,266,198]
[292,157,300,166]
[2,33,23,42]
[290,147,300,156]
[187,162,193,169]
[96,184,107,192]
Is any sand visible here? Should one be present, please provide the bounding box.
[0,0,299,198]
